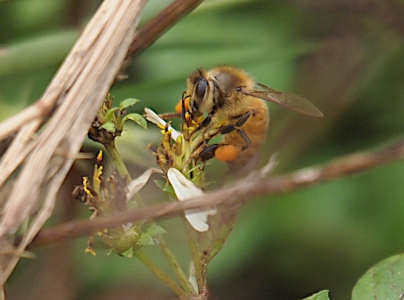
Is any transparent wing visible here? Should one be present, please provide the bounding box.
[243,83,324,118]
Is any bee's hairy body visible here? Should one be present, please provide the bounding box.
[220,97,268,168]
[176,66,323,170]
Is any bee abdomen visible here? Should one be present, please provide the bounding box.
[223,104,269,171]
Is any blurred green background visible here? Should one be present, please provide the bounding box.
[1,0,404,299]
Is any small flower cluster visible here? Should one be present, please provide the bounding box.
[77,95,223,254]
[88,94,146,145]
[73,152,165,256]
[144,106,225,231]
[76,95,233,297]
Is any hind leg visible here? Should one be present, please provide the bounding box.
[199,120,252,162]
[200,143,243,162]
[199,110,253,162]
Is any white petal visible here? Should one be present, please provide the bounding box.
[188,261,199,293]
[126,168,163,202]
[144,108,182,141]
[167,168,204,199]
[144,107,166,126]
[167,168,216,232]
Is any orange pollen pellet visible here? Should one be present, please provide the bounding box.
[175,98,190,114]
[214,145,241,161]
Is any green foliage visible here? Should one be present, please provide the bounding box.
[138,224,167,246]
[104,97,146,131]
[154,179,175,194]
[122,113,147,129]
[104,108,119,122]
[99,121,116,133]
[145,224,167,236]
[121,247,134,258]
[90,97,147,143]
[138,234,154,246]
[302,290,330,300]
[154,179,167,191]
[119,98,141,110]
[352,253,404,300]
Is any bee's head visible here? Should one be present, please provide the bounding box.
[187,67,254,114]
[187,69,216,114]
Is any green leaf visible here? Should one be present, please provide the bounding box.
[163,183,174,194]
[121,247,134,258]
[352,253,404,300]
[302,290,330,300]
[99,121,116,133]
[138,233,154,246]
[155,179,177,196]
[105,108,119,121]
[119,98,140,110]
[146,224,166,236]
[122,113,147,129]
[154,179,167,191]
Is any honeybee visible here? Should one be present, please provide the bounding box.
[175,66,324,170]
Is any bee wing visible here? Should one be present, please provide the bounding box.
[243,83,324,118]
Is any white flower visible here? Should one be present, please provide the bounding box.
[188,261,199,293]
[167,168,216,232]
[126,168,163,202]
[144,108,182,141]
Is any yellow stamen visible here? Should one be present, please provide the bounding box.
[83,177,91,195]
[96,150,103,162]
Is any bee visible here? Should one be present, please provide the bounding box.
[175,66,324,170]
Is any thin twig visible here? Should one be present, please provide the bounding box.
[117,0,205,78]
[31,138,404,248]
[134,249,188,299]
[127,0,204,58]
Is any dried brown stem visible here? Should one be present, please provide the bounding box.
[0,0,206,287]
[0,0,147,285]
[31,138,404,248]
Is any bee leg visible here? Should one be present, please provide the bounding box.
[234,111,251,127]
[237,129,252,150]
[219,125,252,150]
[200,144,220,161]
[201,107,218,128]
[180,92,189,121]
[199,111,252,162]
[200,144,243,162]
[159,112,181,120]
[219,110,253,149]
[161,93,192,121]
[202,108,249,129]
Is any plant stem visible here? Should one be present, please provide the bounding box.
[184,219,205,292]
[134,248,188,299]
[104,141,131,183]
[104,140,191,293]
[136,195,194,294]
[155,234,196,294]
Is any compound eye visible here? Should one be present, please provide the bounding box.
[195,78,208,99]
